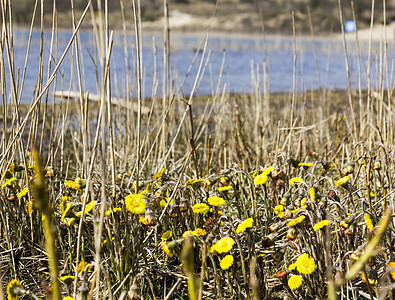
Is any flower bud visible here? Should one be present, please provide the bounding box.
[74,177,86,191]
[179,198,189,212]
[328,190,340,202]
[272,170,284,180]
[144,209,156,226]
[280,193,290,206]
[345,224,356,237]
[128,282,141,300]
[270,221,283,233]
[168,203,180,218]
[272,249,284,262]
[340,215,355,229]
[276,270,288,280]
[262,234,276,248]
[286,227,297,240]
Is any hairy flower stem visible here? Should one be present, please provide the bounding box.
[32,149,60,300]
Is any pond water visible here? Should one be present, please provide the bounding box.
[5,29,395,103]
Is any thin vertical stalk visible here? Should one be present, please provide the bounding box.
[70,0,88,178]
[289,11,297,154]
[132,0,142,192]
[366,0,375,127]
[162,0,170,160]
[337,0,357,140]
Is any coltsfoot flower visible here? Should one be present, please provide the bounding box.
[210,237,235,254]
[160,241,173,258]
[287,216,306,227]
[298,162,313,168]
[220,255,234,270]
[7,279,23,300]
[295,253,317,274]
[125,194,146,215]
[254,173,268,185]
[335,176,349,187]
[288,275,302,289]
[388,262,395,280]
[192,203,209,214]
[313,220,331,231]
[289,177,304,185]
[161,231,172,241]
[236,218,254,233]
[364,213,374,230]
[208,196,225,206]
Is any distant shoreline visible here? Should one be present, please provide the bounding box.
[11,20,395,43]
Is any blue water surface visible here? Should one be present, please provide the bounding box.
[5,29,395,103]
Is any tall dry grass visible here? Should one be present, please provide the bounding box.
[0,0,395,299]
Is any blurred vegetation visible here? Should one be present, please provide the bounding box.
[9,0,395,33]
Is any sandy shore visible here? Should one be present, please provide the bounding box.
[142,9,395,42]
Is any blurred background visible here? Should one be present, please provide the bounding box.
[10,0,395,34]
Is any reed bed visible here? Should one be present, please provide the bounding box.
[1,0,395,299]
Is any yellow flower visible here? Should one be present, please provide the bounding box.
[288,263,297,271]
[336,176,349,187]
[28,200,35,214]
[62,297,75,300]
[236,218,254,233]
[290,207,300,214]
[192,228,207,236]
[74,177,86,191]
[161,231,172,241]
[289,177,304,185]
[183,231,195,237]
[17,187,28,198]
[185,178,204,189]
[64,180,76,189]
[153,168,165,181]
[67,218,76,226]
[388,262,395,280]
[1,177,16,189]
[208,196,225,206]
[295,253,316,274]
[192,203,209,214]
[263,166,274,175]
[160,241,173,257]
[288,275,302,289]
[60,275,75,284]
[360,272,377,286]
[218,185,232,192]
[160,197,174,208]
[364,213,374,230]
[76,201,97,217]
[61,203,74,223]
[75,261,89,274]
[8,162,16,174]
[274,205,284,215]
[298,162,313,168]
[211,237,234,254]
[220,255,234,270]
[287,215,306,227]
[139,215,146,225]
[254,173,268,185]
[6,279,23,300]
[309,188,315,202]
[125,194,146,214]
[60,196,71,214]
[313,220,331,231]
